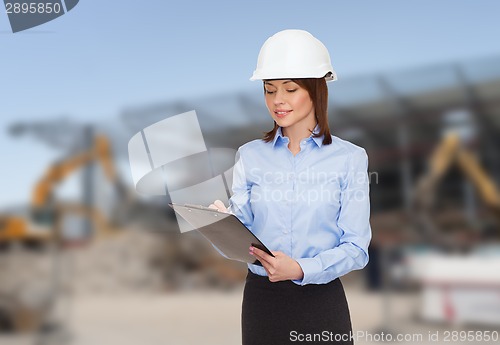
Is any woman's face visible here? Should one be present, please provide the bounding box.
[263,79,315,131]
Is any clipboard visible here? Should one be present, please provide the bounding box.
[168,203,274,266]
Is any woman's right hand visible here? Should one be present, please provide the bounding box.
[208,199,229,213]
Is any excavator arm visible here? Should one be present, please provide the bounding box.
[32,135,116,208]
[456,149,500,212]
[413,132,500,242]
[31,134,118,226]
[414,134,461,210]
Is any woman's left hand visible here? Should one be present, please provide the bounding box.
[249,246,304,282]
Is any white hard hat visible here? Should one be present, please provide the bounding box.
[250,29,337,82]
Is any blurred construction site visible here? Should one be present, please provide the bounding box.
[2,54,500,345]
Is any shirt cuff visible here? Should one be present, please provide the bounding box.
[292,258,323,286]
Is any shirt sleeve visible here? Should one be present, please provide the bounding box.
[227,148,254,229]
[293,148,372,285]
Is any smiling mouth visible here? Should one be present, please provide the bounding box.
[275,110,292,118]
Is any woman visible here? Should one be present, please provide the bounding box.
[210,29,371,345]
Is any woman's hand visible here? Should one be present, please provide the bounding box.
[250,246,304,282]
[208,199,229,213]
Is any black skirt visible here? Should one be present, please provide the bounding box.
[242,269,353,345]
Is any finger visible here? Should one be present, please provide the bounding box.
[214,200,228,212]
[251,246,274,266]
[261,263,271,277]
[260,260,277,281]
[251,255,276,282]
[208,204,218,210]
[256,256,274,275]
[252,246,274,259]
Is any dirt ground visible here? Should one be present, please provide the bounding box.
[2,280,499,345]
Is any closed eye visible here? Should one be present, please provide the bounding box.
[264,89,275,94]
[286,89,297,93]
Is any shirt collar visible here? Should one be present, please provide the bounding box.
[271,126,286,146]
[311,124,324,148]
[272,124,324,148]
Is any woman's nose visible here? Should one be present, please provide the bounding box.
[273,90,285,105]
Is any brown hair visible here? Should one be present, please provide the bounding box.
[262,77,332,145]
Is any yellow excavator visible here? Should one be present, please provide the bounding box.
[0,134,122,245]
[413,132,500,243]
[0,134,128,335]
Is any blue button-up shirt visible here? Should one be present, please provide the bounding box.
[228,126,371,285]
